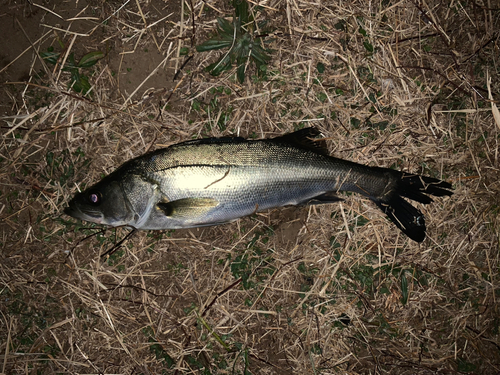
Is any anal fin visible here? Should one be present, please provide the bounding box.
[298,192,343,206]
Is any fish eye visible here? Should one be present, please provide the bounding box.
[87,190,102,205]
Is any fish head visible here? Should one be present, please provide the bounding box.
[65,178,138,227]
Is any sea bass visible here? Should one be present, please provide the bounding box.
[64,127,453,242]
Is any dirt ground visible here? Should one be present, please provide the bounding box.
[1,0,499,374]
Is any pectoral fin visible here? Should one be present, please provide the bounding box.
[157,197,219,218]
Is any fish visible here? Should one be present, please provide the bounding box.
[64,127,453,242]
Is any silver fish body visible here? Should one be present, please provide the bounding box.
[65,128,453,242]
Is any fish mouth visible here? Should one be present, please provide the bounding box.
[64,205,82,219]
[64,203,103,223]
[63,206,73,217]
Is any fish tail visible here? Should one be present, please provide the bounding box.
[371,172,453,242]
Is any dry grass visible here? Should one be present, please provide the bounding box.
[1,0,499,374]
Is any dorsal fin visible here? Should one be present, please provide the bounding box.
[273,127,329,155]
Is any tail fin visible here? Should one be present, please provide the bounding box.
[372,173,453,242]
